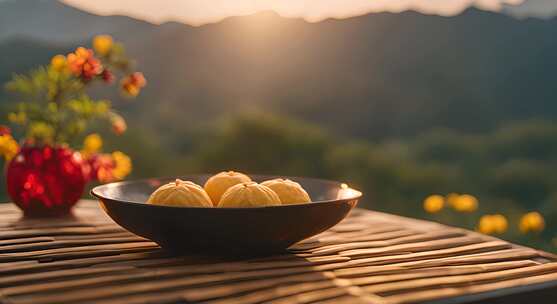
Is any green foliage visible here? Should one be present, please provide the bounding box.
[191,113,332,177]
[5,66,110,144]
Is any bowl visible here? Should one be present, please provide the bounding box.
[91,175,362,256]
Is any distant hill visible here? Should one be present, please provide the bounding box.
[0,0,156,42]
[2,0,557,139]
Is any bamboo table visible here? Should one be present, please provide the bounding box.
[0,200,556,304]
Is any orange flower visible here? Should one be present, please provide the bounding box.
[90,151,132,182]
[111,116,127,135]
[92,154,116,183]
[121,72,146,97]
[66,47,103,81]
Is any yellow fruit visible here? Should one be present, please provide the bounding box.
[261,178,310,204]
[204,171,251,206]
[218,182,281,208]
[148,179,212,207]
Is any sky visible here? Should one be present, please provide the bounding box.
[60,0,556,26]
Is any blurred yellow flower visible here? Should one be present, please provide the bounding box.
[82,133,103,156]
[423,194,444,213]
[0,134,19,161]
[519,211,545,234]
[8,112,27,125]
[50,54,67,72]
[477,214,508,234]
[93,35,113,56]
[451,194,478,212]
[112,151,132,180]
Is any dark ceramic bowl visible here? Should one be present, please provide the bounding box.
[91,175,362,255]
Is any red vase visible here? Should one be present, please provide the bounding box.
[6,145,88,217]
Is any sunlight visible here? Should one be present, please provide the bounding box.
[337,183,362,200]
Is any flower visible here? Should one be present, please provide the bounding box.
[89,154,114,183]
[89,151,132,182]
[93,35,113,56]
[519,211,545,234]
[101,69,115,84]
[0,134,19,161]
[111,151,132,180]
[111,115,127,135]
[423,194,444,213]
[0,125,11,136]
[50,55,67,72]
[121,72,146,97]
[451,194,478,212]
[82,133,103,156]
[477,214,508,235]
[66,47,103,81]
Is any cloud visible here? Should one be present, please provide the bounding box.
[62,0,527,25]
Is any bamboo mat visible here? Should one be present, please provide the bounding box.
[0,200,555,304]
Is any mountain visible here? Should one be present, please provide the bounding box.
[2,1,557,139]
[0,0,157,42]
[503,0,557,19]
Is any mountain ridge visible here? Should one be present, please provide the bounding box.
[2,1,557,43]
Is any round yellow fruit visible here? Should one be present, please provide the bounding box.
[218,182,281,208]
[204,171,251,206]
[261,178,311,204]
[147,179,213,207]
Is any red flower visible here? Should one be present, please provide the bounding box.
[87,153,115,183]
[130,72,146,87]
[101,69,115,84]
[66,47,103,81]
[85,150,132,183]
[0,125,11,136]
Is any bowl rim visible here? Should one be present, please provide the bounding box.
[91,174,363,210]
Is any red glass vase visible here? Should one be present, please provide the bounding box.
[6,145,88,217]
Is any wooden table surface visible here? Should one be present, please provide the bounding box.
[0,200,556,304]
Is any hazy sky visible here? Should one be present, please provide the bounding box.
[59,0,551,26]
